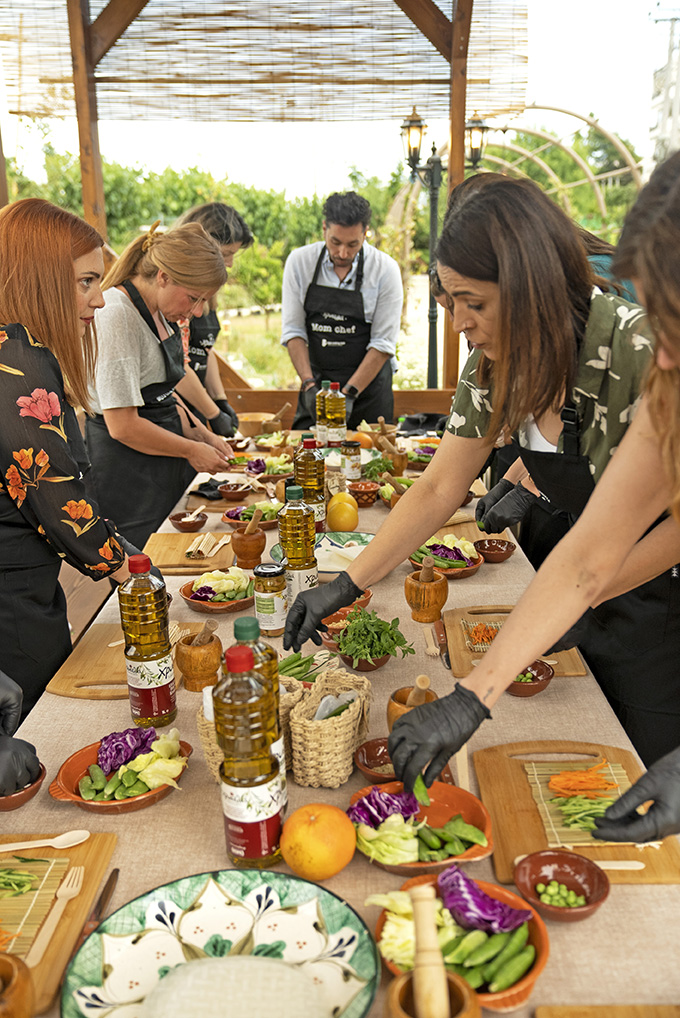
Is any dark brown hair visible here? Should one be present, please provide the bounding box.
[436,176,593,437]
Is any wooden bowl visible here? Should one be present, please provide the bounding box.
[230,525,266,568]
[49,741,192,814]
[169,511,208,533]
[513,849,610,923]
[218,482,254,501]
[222,509,278,530]
[0,763,46,811]
[175,632,223,691]
[350,781,493,874]
[507,660,554,697]
[353,737,395,783]
[338,651,390,672]
[377,873,549,1012]
[385,970,480,1018]
[179,580,255,614]
[236,412,276,438]
[347,480,380,506]
[408,553,483,580]
[387,685,438,732]
[474,539,516,563]
[0,954,33,1017]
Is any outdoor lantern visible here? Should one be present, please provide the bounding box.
[465,112,489,170]
[401,106,426,174]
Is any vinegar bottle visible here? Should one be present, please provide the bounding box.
[213,645,283,868]
[326,382,347,444]
[315,380,331,446]
[277,484,318,602]
[294,437,326,532]
[117,554,176,729]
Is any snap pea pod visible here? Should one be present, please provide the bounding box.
[88,764,107,790]
[446,963,486,989]
[464,931,510,967]
[488,944,536,993]
[482,922,529,983]
[104,772,122,796]
[125,780,150,797]
[441,815,488,848]
[78,776,96,800]
[121,769,138,788]
[445,929,488,965]
[443,836,466,856]
[417,827,442,851]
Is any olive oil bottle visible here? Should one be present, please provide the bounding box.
[213,645,284,868]
[118,554,176,729]
[315,379,331,445]
[276,484,318,602]
[326,381,347,443]
[294,437,326,531]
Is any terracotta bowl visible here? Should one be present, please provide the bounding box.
[222,509,278,530]
[347,480,380,507]
[169,511,208,533]
[474,538,516,563]
[0,763,46,812]
[49,741,192,814]
[339,651,390,672]
[408,553,483,580]
[377,873,549,1012]
[179,581,255,614]
[507,660,554,697]
[353,737,395,783]
[218,482,254,501]
[513,849,610,923]
[321,610,351,633]
[320,630,340,653]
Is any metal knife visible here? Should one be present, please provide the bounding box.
[432,619,451,669]
[68,867,119,962]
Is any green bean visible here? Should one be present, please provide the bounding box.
[88,764,107,790]
[0,868,39,897]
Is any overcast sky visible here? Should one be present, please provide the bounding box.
[0,0,673,197]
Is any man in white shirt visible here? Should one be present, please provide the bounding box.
[280,191,403,428]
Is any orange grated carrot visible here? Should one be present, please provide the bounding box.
[548,757,619,799]
[0,924,17,951]
[468,623,499,646]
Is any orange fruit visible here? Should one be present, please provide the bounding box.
[280,803,356,881]
[348,430,374,450]
[327,500,359,532]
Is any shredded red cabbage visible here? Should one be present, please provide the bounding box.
[438,864,532,933]
[417,446,437,456]
[223,506,245,520]
[247,458,266,473]
[346,785,420,828]
[97,727,157,775]
[190,585,216,601]
[426,543,474,566]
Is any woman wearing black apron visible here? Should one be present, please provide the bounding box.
[86,222,230,549]
[284,175,678,768]
[0,200,129,769]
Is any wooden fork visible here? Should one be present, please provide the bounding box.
[424,628,440,658]
[25,865,84,968]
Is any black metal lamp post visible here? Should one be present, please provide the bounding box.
[401,107,442,389]
[465,111,489,170]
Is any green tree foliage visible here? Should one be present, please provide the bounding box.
[228,240,285,325]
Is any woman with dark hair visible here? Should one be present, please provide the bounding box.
[173,203,254,435]
[284,174,676,767]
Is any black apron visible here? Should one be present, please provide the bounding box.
[292,247,393,430]
[517,403,680,766]
[85,281,192,549]
[181,310,221,425]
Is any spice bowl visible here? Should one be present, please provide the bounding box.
[169,511,208,533]
[474,538,516,563]
[218,482,254,501]
[0,763,46,811]
[354,737,395,783]
[387,685,438,731]
[507,660,554,697]
[513,849,610,923]
[347,480,380,506]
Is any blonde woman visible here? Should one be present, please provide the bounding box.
[86,222,229,546]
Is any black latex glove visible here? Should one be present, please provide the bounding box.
[476,480,538,533]
[343,392,356,423]
[0,734,41,796]
[214,398,239,432]
[117,534,163,582]
[208,408,236,438]
[388,683,491,792]
[593,745,680,842]
[191,478,223,501]
[0,670,23,737]
[283,571,363,652]
[545,608,595,654]
[301,384,320,422]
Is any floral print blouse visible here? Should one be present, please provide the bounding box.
[0,324,125,575]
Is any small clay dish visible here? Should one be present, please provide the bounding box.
[408,553,483,580]
[354,737,395,783]
[218,482,254,501]
[179,580,255,614]
[474,538,516,563]
[169,511,208,533]
[514,849,610,923]
[347,481,380,507]
[0,763,46,811]
[339,651,390,672]
[507,660,554,697]
[321,610,351,633]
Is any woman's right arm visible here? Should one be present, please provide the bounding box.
[103,406,230,474]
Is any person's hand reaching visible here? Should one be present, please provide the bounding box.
[0,670,23,736]
[593,745,680,842]
[0,735,41,796]
[283,572,363,652]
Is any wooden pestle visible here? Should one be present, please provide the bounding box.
[378,435,399,457]
[378,415,389,436]
[191,619,218,646]
[410,884,451,1018]
[406,674,431,707]
[271,401,292,424]
[244,508,263,534]
[419,556,435,583]
[381,472,406,495]
[275,429,291,448]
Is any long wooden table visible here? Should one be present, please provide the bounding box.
[12,472,680,1015]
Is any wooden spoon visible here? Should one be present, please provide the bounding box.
[410,884,451,1018]
[184,503,206,521]
[406,674,431,707]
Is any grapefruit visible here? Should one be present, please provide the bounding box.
[328,491,358,510]
[280,803,356,881]
[327,500,359,532]
[348,431,374,450]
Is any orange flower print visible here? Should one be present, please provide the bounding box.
[87,562,112,573]
[35,449,49,468]
[13,448,33,470]
[62,499,93,521]
[5,464,26,505]
[0,330,7,347]
[99,539,115,561]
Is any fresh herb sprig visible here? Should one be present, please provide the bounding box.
[364,455,393,481]
[336,605,415,666]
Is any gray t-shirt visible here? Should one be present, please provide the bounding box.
[89,287,170,413]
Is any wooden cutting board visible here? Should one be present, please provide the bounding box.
[186,477,279,512]
[46,622,204,699]
[143,531,234,573]
[0,831,117,1014]
[536,1009,680,1017]
[474,740,680,884]
[443,605,586,678]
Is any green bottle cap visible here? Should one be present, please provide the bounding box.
[321,380,331,389]
[286,485,304,500]
[234,617,260,640]
[300,432,314,439]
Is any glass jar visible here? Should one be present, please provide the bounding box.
[253,563,288,637]
[340,440,361,481]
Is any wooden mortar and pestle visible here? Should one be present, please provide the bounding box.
[387,675,438,732]
[377,435,408,476]
[369,415,397,449]
[404,556,448,623]
[175,620,223,692]
[231,508,266,568]
[384,884,479,1018]
[0,953,33,1018]
[382,472,407,509]
[261,401,293,434]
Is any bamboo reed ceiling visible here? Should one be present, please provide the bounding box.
[1,0,527,122]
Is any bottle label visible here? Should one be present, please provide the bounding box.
[315,424,328,445]
[285,566,319,602]
[327,425,347,444]
[312,500,326,523]
[221,773,284,860]
[126,654,176,720]
[340,455,361,480]
[270,736,288,806]
[254,590,288,629]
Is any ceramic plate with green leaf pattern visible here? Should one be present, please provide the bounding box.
[62,869,379,1018]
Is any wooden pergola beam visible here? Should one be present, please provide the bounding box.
[90,0,149,66]
[392,0,453,61]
